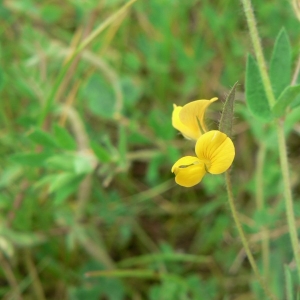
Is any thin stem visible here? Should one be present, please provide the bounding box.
[24,250,46,300]
[240,0,300,282]
[291,0,300,21]
[240,0,276,108]
[225,172,277,300]
[0,252,23,300]
[276,123,300,278]
[291,53,300,86]
[255,142,269,277]
[76,227,115,270]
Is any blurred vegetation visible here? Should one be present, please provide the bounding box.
[1,0,300,299]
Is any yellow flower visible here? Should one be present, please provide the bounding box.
[171,130,235,187]
[172,97,218,140]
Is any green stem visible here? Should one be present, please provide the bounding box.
[240,0,300,282]
[240,0,275,108]
[276,123,300,279]
[255,142,269,277]
[225,172,277,300]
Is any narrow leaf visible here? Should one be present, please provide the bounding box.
[49,173,78,193]
[10,153,50,167]
[270,28,291,99]
[90,141,111,163]
[272,85,300,117]
[219,82,238,138]
[53,124,77,150]
[46,154,75,171]
[28,128,58,148]
[245,55,271,121]
[290,94,300,109]
[73,154,94,174]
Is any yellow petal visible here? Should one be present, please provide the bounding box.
[171,156,206,187]
[172,105,197,140]
[195,130,235,174]
[178,98,218,140]
[172,98,218,140]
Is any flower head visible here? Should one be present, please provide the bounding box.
[171,130,235,187]
[172,97,218,140]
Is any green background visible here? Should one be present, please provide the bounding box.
[1,0,300,299]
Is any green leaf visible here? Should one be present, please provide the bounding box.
[41,4,62,24]
[219,81,238,138]
[148,109,175,140]
[53,124,77,151]
[28,128,58,148]
[1,228,44,247]
[121,77,141,109]
[0,166,22,188]
[272,85,300,117]
[10,152,50,167]
[46,154,75,171]
[54,180,82,205]
[73,154,94,174]
[146,154,164,184]
[48,173,78,193]
[245,55,271,121]
[84,74,116,119]
[90,141,111,163]
[291,94,300,109]
[270,29,291,99]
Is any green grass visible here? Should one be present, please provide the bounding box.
[0,0,300,299]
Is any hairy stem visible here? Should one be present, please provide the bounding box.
[240,0,276,108]
[255,142,270,277]
[225,172,277,300]
[240,0,300,282]
[276,123,300,278]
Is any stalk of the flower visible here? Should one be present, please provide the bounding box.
[240,0,300,282]
[240,0,275,108]
[255,142,269,278]
[225,172,277,300]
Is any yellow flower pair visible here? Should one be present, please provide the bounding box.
[171,98,235,187]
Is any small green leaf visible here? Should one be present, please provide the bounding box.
[48,173,78,193]
[84,74,115,119]
[90,141,111,163]
[148,110,174,140]
[73,154,94,174]
[245,55,271,121]
[290,94,300,109]
[46,154,75,171]
[10,152,50,167]
[1,228,44,247]
[0,166,22,188]
[28,128,58,148]
[54,180,81,205]
[272,85,300,117]
[41,4,62,24]
[53,124,77,150]
[219,81,238,138]
[270,29,291,99]
[146,154,164,184]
